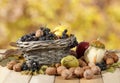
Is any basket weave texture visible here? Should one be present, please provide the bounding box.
[16,36,77,65]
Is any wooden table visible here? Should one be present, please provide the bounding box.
[0,50,120,83]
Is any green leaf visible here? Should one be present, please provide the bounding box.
[106,67,115,73]
[111,62,120,67]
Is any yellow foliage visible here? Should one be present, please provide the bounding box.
[0,0,120,50]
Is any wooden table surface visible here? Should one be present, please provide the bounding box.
[0,50,120,83]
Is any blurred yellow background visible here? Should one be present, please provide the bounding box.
[0,0,120,50]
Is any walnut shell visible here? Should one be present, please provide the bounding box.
[45,67,57,75]
[91,66,101,75]
[57,66,66,75]
[61,69,73,79]
[55,63,61,68]
[83,66,91,71]
[74,67,84,78]
[78,59,87,67]
[7,60,17,70]
[83,69,94,79]
[13,63,22,72]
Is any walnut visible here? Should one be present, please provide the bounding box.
[83,69,94,79]
[61,69,73,79]
[45,67,57,75]
[13,63,22,72]
[57,66,66,75]
[74,67,84,78]
[78,59,87,67]
[55,63,61,68]
[91,66,101,75]
[83,66,91,71]
[7,60,17,70]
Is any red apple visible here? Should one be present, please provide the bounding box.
[76,41,89,59]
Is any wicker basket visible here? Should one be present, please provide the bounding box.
[16,35,78,66]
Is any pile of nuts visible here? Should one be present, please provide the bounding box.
[104,52,119,65]
[45,62,101,79]
[6,50,119,80]
[7,60,22,72]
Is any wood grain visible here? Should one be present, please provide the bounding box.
[55,76,79,83]
[102,69,120,83]
[101,53,120,83]
[30,75,55,83]
[3,71,32,83]
[0,67,11,83]
[80,75,103,83]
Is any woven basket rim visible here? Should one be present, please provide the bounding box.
[16,35,77,51]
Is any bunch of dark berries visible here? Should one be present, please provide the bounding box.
[20,26,70,42]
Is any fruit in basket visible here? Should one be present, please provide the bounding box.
[35,29,43,37]
[76,41,89,59]
[84,40,106,63]
[53,25,70,37]
[20,26,73,42]
[61,55,79,68]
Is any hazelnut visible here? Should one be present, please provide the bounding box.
[110,53,119,62]
[13,63,22,72]
[91,66,101,75]
[57,66,66,75]
[83,66,91,71]
[35,29,43,37]
[7,60,17,70]
[83,69,94,79]
[106,58,114,65]
[74,67,84,78]
[45,67,57,75]
[104,52,118,62]
[78,59,87,67]
[61,69,73,79]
